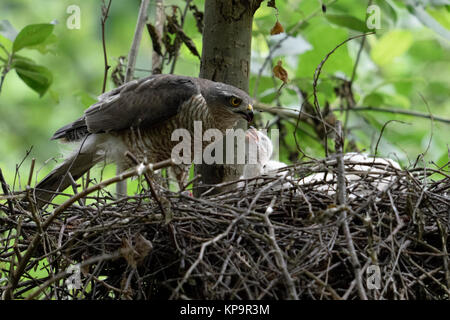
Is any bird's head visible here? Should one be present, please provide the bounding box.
[201,81,254,126]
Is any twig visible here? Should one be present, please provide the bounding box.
[25,251,122,300]
[169,0,192,74]
[119,0,150,197]
[335,121,367,300]
[101,0,113,93]
[312,32,374,156]
[0,44,12,95]
[374,120,408,157]
[263,198,299,300]
[336,106,450,124]
[125,0,151,82]
[303,270,342,300]
[255,103,450,125]
[151,0,165,74]
[0,168,14,215]
[350,0,373,83]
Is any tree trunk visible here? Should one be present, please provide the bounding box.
[195,0,262,195]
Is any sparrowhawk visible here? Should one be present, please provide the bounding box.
[33,74,254,207]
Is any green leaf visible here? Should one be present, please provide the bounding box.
[363,92,384,107]
[371,30,413,66]
[385,93,411,109]
[374,0,398,25]
[12,56,53,97]
[0,20,18,41]
[74,91,97,108]
[26,34,57,55]
[325,14,368,32]
[427,7,450,29]
[12,23,54,53]
[0,35,11,60]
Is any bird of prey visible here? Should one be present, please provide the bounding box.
[32,74,254,208]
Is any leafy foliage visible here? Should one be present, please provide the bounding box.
[0,21,54,97]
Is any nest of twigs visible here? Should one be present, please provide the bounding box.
[0,155,449,300]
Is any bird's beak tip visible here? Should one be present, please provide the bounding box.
[247,104,254,122]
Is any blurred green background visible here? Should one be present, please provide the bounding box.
[0,0,449,191]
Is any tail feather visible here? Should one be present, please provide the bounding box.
[30,140,100,209]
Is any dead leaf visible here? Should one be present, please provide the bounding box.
[270,20,284,35]
[146,23,163,56]
[273,60,289,83]
[166,15,201,59]
[189,4,204,34]
[120,237,138,268]
[267,0,277,9]
[134,233,153,266]
[80,252,90,276]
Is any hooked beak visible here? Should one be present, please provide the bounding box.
[234,104,254,122]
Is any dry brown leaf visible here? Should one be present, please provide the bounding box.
[267,0,277,9]
[80,252,90,276]
[273,60,289,83]
[120,237,138,268]
[134,233,153,266]
[270,20,284,35]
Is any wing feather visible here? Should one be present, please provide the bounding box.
[51,74,200,141]
[85,74,199,133]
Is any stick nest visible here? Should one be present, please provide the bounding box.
[1,157,449,300]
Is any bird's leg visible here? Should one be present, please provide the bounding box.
[169,165,190,192]
[124,151,167,217]
[67,172,85,206]
[115,164,128,198]
[116,126,141,198]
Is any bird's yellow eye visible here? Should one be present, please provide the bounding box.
[230,97,241,107]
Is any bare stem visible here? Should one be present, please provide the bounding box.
[101,0,113,93]
[125,0,151,82]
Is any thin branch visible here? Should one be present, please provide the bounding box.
[312,32,375,156]
[119,0,151,197]
[335,121,367,300]
[101,0,113,93]
[25,251,123,300]
[340,106,450,125]
[0,44,12,95]
[169,0,192,74]
[263,198,299,300]
[0,168,14,215]
[255,102,450,125]
[374,119,408,157]
[151,0,165,74]
[350,0,373,83]
[125,0,151,82]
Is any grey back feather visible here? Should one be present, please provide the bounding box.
[50,74,251,142]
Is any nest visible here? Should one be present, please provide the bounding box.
[1,156,449,300]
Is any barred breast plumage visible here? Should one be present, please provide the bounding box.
[117,93,214,168]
